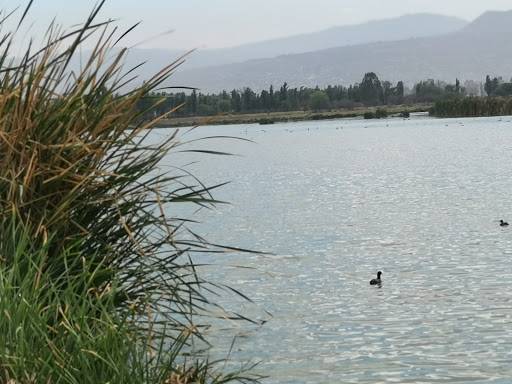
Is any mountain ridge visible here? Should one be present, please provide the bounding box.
[175,13,468,69]
[119,12,468,88]
[160,10,512,93]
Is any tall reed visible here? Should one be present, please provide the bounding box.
[0,1,261,382]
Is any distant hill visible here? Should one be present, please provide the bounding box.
[119,13,467,89]
[157,10,512,93]
[154,13,467,69]
[455,9,512,36]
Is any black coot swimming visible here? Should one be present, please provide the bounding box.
[370,271,382,285]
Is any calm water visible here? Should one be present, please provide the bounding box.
[159,115,512,383]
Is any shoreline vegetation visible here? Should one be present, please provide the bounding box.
[140,74,512,127]
[431,96,512,118]
[0,1,262,383]
[155,104,432,127]
[155,95,512,128]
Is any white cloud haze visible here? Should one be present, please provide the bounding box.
[2,0,511,50]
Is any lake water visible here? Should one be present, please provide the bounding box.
[159,115,512,383]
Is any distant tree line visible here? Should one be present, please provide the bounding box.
[413,78,466,103]
[429,74,512,117]
[484,75,512,97]
[136,72,407,119]
[135,72,507,119]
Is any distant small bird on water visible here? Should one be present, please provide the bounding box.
[370,271,382,285]
[500,220,509,226]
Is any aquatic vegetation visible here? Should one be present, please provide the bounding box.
[0,1,261,383]
[375,108,388,118]
[431,96,512,117]
[258,117,275,125]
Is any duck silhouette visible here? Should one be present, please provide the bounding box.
[370,271,382,285]
[500,220,509,226]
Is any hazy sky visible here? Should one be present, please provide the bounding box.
[3,0,512,50]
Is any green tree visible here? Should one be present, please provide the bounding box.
[493,83,512,97]
[382,81,392,104]
[348,84,361,102]
[231,89,242,112]
[242,87,255,112]
[218,99,231,113]
[189,89,197,114]
[309,91,330,111]
[485,75,500,96]
[396,81,404,99]
[359,72,383,105]
[484,75,492,96]
[260,89,271,111]
[415,79,444,102]
[288,88,299,110]
[280,82,288,102]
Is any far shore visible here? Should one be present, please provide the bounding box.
[154,104,433,128]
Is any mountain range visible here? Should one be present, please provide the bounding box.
[120,11,512,93]
[142,13,467,70]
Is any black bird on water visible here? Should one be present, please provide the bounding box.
[500,220,509,226]
[370,271,382,285]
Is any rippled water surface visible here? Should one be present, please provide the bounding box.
[160,115,512,383]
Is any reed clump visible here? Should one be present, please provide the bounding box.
[431,96,512,117]
[0,1,261,383]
